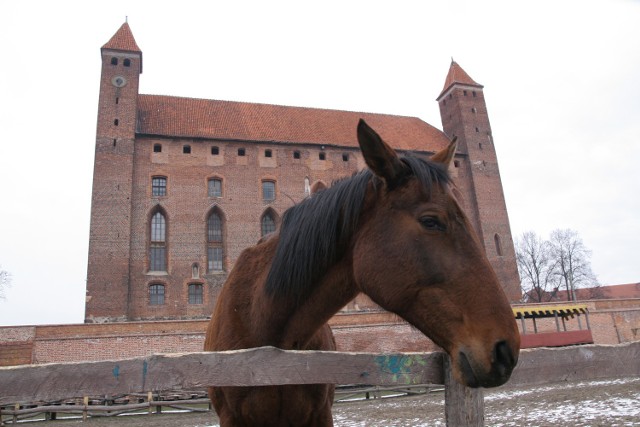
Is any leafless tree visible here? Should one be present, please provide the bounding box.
[0,265,11,300]
[515,232,560,303]
[549,229,599,301]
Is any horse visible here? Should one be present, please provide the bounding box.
[204,119,520,426]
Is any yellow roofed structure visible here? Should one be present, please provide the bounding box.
[513,304,589,320]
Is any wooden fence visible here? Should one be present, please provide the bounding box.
[0,342,638,426]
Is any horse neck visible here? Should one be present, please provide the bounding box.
[255,257,358,350]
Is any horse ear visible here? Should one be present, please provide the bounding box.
[357,119,407,186]
[431,137,458,168]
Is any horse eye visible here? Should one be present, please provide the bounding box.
[420,216,445,231]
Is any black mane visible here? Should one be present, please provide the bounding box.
[264,153,451,305]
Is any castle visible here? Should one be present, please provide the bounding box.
[85,22,521,323]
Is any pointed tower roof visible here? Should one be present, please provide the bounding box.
[102,22,141,52]
[437,60,483,100]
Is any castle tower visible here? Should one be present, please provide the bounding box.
[85,23,142,322]
[437,61,521,301]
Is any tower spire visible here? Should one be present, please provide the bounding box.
[437,60,482,101]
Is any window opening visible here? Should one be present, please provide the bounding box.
[153,143,162,153]
[123,58,131,67]
[494,233,504,256]
[304,177,311,196]
[149,284,165,305]
[342,153,349,162]
[207,211,224,272]
[238,148,246,156]
[208,178,222,197]
[319,152,326,161]
[150,212,167,271]
[261,211,277,237]
[183,145,191,154]
[262,181,276,201]
[188,283,203,304]
[293,151,301,159]
[111,57,118,66]
[152,177,167,197]
[211,146,219,155]
[265,149,272,158]
[114,119,119,126]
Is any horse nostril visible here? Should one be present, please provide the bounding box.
[494,340,515,372]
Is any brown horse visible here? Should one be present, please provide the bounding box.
[204,119,520,426]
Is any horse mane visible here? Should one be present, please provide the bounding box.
[264,153,451,305]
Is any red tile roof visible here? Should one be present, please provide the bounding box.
[102,23,141,53]
[136,95,451,152]
[437,60,483,100]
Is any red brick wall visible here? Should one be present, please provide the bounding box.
[123,137,366,321]
[3,300,638,366]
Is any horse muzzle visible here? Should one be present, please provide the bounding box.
[457,340,519,388]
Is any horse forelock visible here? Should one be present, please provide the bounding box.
[264,153,451,305]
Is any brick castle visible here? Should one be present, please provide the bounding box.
[85,22,521,323]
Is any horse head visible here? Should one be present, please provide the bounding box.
[353,119,519,388]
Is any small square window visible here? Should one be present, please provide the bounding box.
[153,144,162,153]
[319,152,326,161]
[238,148,246,156]
[183,145,191,154]
[293,151,301,159]
[123,58,131,67]
[265,149,272,158]
[463,90,467,96]
[342,153,349,162]
[211,146,219,155]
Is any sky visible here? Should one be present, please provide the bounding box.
[0,0,639,326]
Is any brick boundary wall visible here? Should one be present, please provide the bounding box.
[1,300,639,366]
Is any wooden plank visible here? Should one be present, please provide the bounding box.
[443,356,484,427]
[505,341,640,388]
[0,347,444,405]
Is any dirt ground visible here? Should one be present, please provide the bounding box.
[10,377,639,427]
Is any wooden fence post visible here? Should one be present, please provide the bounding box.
[82,396,89,421]
[443,355,484,427]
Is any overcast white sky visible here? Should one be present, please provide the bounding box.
[1,1,639,326]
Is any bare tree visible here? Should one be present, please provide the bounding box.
[549,229,599,301]
[0,265,11,300]
[515,232,560,303]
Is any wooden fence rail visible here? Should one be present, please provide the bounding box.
[1,342,639,426]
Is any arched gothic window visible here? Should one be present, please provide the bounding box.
[150,211,167,271]
[207,210,224,272]
[261,211,277,237]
